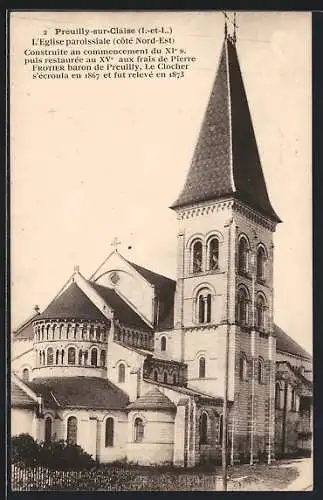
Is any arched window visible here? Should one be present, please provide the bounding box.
[199,412,208,444]
[239,354,248,381]
[47,348,53,366]
[134,417,144,442]
[219,414,223,443]
[192,240,203,273]
[237,288,249,325]
[67,416,77,445]
[56,350,59,365]
[89,325,95,340]
[78,350,82,365]
[238,237,249,274]
[39,351,42,366]
[257,246,266,281]
[275,382,282,410]
[258,357,264,384]
[199,357,206,378]
[61,349,65,365]
[68,347,76,365]
[22,368,29,382]
[163,372,168,384]
[208,237,219,271]
[153,370,158,382]
[83,350,88,365]
[100,350,106,367]
[291,387,297,411]
[255,295,266,330]
[118,363,125,383]
[197,289,212,324]
[105,417,114,447]
[173,373,177,385]
[91,348,98,367]
[45,416,52,443]
[161,336,167,352]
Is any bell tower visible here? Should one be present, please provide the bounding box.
[171,25,281,462]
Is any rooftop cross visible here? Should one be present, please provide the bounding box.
[222,11,238,44]
[110,236,121,252]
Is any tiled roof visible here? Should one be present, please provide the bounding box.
[37,282,107,322]
[11,383,36,408]
[90,282,152,331]
[171,37,281,223]
[274,324,311,360]
[127,387,176,411]
[25,377,129,410]
[126,260,176,330]
[13,312,40,340]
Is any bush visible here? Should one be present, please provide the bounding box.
[12,434,40,466]
[11,434,95,471]
[38,440,96,471]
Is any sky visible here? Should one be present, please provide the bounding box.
[10,11,312,353]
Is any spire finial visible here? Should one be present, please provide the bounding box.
[110,236,121,252]
[223,12,229,39]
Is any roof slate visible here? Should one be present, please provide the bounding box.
[11,383,36,408]
[37,282,108,322]
[127,387,176,411]
[171,37,281,223]
[274,324,311,360]
[25,377,129,409]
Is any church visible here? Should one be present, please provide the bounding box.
[11,26,312,467]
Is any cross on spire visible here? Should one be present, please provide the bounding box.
[110,236,121,252]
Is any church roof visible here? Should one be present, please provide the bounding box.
[170,36,281,223]
[11,383,37,408]
[13,310,40,339]
[274,324,311,360]
[25,377,129,410]
[37,282,108,322]
[90,282,152,330]
[127,387,176,411]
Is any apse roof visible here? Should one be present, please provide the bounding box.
[127,387,176,411]
[171,36,281,223]
[274,324,311,360]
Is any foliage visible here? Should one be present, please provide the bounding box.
[11,434,40,466]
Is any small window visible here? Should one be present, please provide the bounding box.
[45,416,52,444]
[153,370,158,382]
[90,348,98,367]
[239,355,247,381]
[67,416,77,445]
[61,349,65,365]
[257,246,266,281]
[219,414,223,443]
[118,363,125,383]
[199,357,206,378]
[208,237,219,271]
[199,412,208,444]
[258,358,264,384]
[56,350,59,365]
[163,372,168,384]
[161,336,167,352]
[291,387,297,411]
[275,382,282,410]
[22,368,29,382]
[105,417,114,447]
[134,417,144,442]
[238,237,249,274]
[173,373,177,385]
[198,290,212,324]
[47,348,53,366]
[192,240,203,273]
[68,347,76,365]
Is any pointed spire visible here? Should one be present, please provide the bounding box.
[170,29,281,223]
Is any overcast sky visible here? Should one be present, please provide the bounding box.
[11,11,312,353]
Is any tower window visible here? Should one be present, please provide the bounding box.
[118,363,125,383]
[134,417,144,442]
[239,354,248,381]
[255,295,266,330]
[208,237,219,271]
[197,289,212,324]
[199,412,208,444]
[257,246,266,281]
[258,357,265,384]
[238,237,249,274]
[161,336,167,352]
[90,348,98,367]
[45,416,52,444]
[47,348,53,366]
[237,287,249,326]
[22,368,29,382]
[67,416,77,445]
[100,350,106,367]
[163,372,168,384]
[192,240,203,273]
[68,347,76,365]
[275,382,283,410]
[105,417,114,447]
[173,373,177,385]
[153,370,158,381]
[199,356,206,378]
